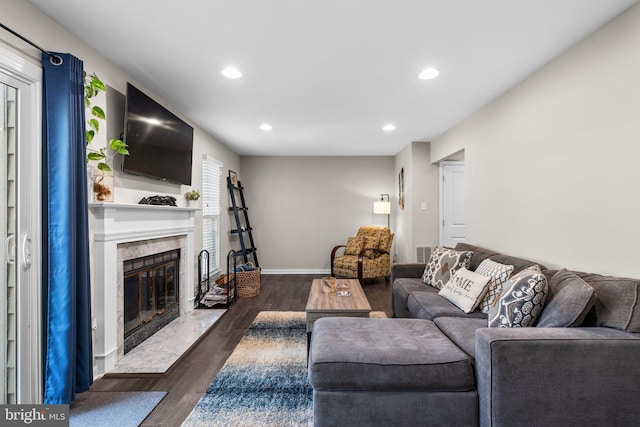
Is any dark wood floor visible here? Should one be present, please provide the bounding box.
[89,274,393,426]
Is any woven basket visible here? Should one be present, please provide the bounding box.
[236,268,261,298]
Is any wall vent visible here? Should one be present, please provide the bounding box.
[416,245,432,263]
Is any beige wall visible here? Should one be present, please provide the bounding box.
[431,4,640,277]
[239,156,394,271]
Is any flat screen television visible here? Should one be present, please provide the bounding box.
[122,83,194,185]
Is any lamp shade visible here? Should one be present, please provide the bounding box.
[373,200,391,215]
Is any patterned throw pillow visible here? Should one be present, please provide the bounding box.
[476,259,515,314]
[344,236,364,256]
[488,265,548,328]
[439,267,491,313]
[363,235,381,258]
[378,230,394,254]
[421,246,473,290]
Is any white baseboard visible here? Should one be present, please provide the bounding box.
[260,269,331,275]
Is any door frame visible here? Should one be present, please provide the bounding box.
[0,45,43,403]
[439,161,465,247]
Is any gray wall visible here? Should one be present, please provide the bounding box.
[239,156,394,272]
[431,3,640,278]
[3,0,240,294]
[394,142,440,263]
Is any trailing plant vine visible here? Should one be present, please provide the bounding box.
[84,73,129,173]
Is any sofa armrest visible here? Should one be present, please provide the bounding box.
[475,327,640,427]
[390,263,426,283]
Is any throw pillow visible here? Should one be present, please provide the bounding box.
[536,269,597,327]
[576,272,640,332]
[488,265,548,328]
[378,230,394,254]
[475,259,515,314]
[439,267,491,313]
[343,236,364,256]
[421,246,473,290]
[363,235,381,258]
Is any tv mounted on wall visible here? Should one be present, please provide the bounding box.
[122,83,194,186]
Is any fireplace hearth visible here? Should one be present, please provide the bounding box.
[123,249,180,353]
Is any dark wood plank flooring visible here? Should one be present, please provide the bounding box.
[89,274,392,426]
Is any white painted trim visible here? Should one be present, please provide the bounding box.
[261,269,331,275]
[0,47,41,85]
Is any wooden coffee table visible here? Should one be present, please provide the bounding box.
[305,278,372,354]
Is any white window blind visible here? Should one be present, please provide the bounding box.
[202,155,222,273]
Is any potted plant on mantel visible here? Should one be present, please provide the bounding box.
[84,73,129,201]
[185,189,200,206]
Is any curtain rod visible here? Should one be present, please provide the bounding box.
[0,22,62,65]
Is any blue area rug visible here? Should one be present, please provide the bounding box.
[70,391,166,427]
[182,311,313,426]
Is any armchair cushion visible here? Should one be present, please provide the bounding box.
[363,235,381,258]
[344,236,364,256]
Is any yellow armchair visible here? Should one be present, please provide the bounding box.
[331,226,394,283]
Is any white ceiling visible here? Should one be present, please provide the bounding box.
[27,0,638,156]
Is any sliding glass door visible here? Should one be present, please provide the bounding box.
[1,81,17,404]
[0,47,42,404]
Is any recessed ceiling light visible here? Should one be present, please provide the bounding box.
[418,68,440,80]
[382,124,396,132]
[259,123,272,131]
[221,67,242,79]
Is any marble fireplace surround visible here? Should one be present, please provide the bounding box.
[89,203,197,377]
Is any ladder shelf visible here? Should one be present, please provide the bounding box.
[227,175,259,267]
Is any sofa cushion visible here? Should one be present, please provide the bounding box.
[489,253,546,274]
[422,246,473,290]
[434,317,488,361]
[454,243,499,271]
[575,272,640,333]
[536,269,597,328]
[475,259,515,314]
[488,265,548,328]
[308,317,474,392]
[392,278,430,317]
[407,289,487,320]
[439,267,491,313]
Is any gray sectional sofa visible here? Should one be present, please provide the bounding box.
[308,243,640,426]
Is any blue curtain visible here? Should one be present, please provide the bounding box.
[41,52,93,404]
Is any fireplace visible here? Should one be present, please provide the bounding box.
[123,249,181,353]
[89,202,197,376]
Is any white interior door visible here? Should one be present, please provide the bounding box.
[0,46,42,404]
[440,162,465,247]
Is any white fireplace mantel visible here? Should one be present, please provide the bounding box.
[89,203,198,376]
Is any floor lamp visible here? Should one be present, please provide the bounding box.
[373,194,391,228]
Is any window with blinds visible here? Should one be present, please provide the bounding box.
[202,156,222,273]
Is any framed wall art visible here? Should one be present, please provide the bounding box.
[398,167,404,210]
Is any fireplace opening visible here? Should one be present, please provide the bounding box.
[123,249,180,353]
